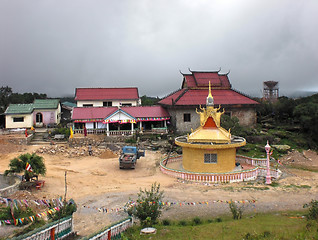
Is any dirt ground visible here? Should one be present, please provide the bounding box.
[1,134,318,237]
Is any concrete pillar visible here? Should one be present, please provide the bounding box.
[106,123,109,136]
[139,121,143,134]
[131,122,134,135]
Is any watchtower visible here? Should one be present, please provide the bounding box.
[263,81,279,102]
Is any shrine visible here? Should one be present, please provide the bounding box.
[160,83,282,183]
[175,82,246,173]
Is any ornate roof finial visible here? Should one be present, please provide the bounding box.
[206,81,214,106]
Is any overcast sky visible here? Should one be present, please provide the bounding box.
[1,0,317,98]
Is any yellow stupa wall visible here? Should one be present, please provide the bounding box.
[182,145,236,173]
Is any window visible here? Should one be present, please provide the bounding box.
[83,104,93,107]
[103,101,112,107]
[184,113,191,122]
[121,103,132,107]
[204,153,217,164]
[13,117,24,122]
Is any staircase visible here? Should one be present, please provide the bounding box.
[29,128,68,145]
[30,131,50,145]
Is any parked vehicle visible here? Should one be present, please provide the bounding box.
[119,146,145,169]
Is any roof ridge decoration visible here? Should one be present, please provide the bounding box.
[187,67,222,73]
[174,89,188,104]
[188,68,198,86]
[160,88,182,100]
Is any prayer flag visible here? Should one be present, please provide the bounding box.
[70,127,74,139]
[25,163,33,172]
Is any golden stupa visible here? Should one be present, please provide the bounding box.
[188,82,231,144]
[175,82,246,173]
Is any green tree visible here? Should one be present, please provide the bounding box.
[294,102,318,141]
[221,114,244,136]
[141,95,160,106]
[0,86,13,113]
[274,97,296,123]
[127,182,164,226]
[303,200,318,221]
[4,153,46,181]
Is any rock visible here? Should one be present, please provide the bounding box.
[272,145,291,151]
[140,227,157,235]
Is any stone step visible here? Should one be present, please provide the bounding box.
[30,141,67,145]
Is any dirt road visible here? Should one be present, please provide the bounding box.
[1,135,318,237]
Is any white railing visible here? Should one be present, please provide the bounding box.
[160,155,282,183]
[12,216,73,240]
[236,155,267,167]
[74,129,108,134]
[84,217,133,240]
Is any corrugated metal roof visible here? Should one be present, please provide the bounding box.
[5,104,34,114]
[159,89,258,106]
[183,71,231,89]
[75,88,139,101]
[62,102,77,108]
[72,107,117,120]
[33,99,59,109]
[122,106,170,118]
[72,106,170,120]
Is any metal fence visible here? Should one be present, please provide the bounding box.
[10,216,73,240]
[82,217,133,240]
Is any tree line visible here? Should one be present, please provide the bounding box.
[256,94,318,142]
[0,86,47,113]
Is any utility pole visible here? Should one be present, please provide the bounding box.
[64,171,67,203]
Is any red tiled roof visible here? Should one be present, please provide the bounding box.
[158,89,258,106]
[182,71,231,89]
[122,106,170,118]
[72,107,117,120]
[72,106,170,120]
[75,88,139,101]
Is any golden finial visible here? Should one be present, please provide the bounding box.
[206,81,214,106]
[208,81,213,99]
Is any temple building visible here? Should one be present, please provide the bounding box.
[159,69,259,133]
[175,83,246,173]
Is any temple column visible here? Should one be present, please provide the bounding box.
[131,122,134,135]
[139,121,143,134]
[164,120,167,133]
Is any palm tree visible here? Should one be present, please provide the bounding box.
[4,153,46,181]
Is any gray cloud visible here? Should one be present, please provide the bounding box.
[1,0,317,98]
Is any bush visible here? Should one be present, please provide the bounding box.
[178,220,187,226]
[49,199,77,221]
[127,182,164,227]
[229,201,244,220]
[216,217,222,222]
[192,217,202,225]
[162,219,171,226]
[304,200,318,221]
[270,182,279,187]
[51,127,70,138]
[125,137,137,144]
